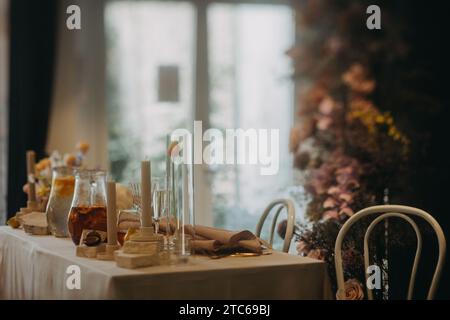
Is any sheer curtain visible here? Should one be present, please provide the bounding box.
[47,0,108,169]
[0,0,9,224]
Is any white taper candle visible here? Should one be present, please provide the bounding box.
[106,181,118,245]
[141,160,152,228]
[26,150,36,202]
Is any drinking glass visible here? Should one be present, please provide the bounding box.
[154,178,170,240]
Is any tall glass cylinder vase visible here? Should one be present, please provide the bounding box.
[169,131,195,259]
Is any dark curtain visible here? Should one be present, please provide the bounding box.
[399,0,450,300]
[7,0,58,218]
[369,0,450,299]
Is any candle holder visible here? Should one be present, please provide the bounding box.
[97,181,121,260]
[114,160,165,269]
[16,150,49,235]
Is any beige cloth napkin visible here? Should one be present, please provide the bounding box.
[156,219,264,254]
[187,225,263,253]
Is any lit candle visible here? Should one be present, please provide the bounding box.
[106,181,118,245]
[141,160,152,228]
[26,150,36,203]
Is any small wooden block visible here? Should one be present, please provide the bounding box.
[96,244,120,261]
[21,211,50,235]
[122,240,161,254]
[15,208,33,223]
[23,224,50,235]
[76,244,106,258]
[114,250,160,269]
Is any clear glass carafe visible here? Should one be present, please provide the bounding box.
[68,169,107,245]
[46,166,75,237]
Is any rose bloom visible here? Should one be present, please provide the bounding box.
[336,278,364,300]
[318,97,335,115]
[307,248,326,261]
[296,241,309,256]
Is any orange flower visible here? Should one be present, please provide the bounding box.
[76,141,90,154]
[64,154,77,167]
[342,63,376,95]
[336,279,364,300]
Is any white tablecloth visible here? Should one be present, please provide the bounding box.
[0,226,332,299]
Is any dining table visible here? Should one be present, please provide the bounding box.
[0,226,332,299]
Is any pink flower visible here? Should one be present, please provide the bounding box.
[317,116,333,130]
[323,197,337,208]
[318,97,335,115]
[296,241,309,255]
[336,279,364,300]
[342,63,376,95]
[327,186,341,195]
[339,207,354,217]
[325,36,344,55]
[323,210,339,220]
[339,192,353,203]
[307,249,326,261]
[344,179,360,189]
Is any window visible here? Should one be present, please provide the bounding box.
[105,1,195,181]
[105,0,294,233]
[0,0,9,224]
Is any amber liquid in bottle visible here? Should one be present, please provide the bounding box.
[68,206,107,245]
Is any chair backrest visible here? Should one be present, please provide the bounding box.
[334,205,446,300]
[255,199,295,253]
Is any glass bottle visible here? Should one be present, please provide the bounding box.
[46,166,75,237]
[68,169,108,245]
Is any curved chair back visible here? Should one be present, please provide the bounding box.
[335,205,446,300]
[256,199,295,253]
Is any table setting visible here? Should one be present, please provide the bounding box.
[0,138,331,300]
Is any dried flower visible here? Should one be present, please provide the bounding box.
[76,141,90,155]
[307,248,326,260]
[336,279,364,300]
[318,97,335,115]
[296,240,310,256]
[342,63,375,95]
[317,116,333,131]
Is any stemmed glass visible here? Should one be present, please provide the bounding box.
[129,179,159,230]
[130,182,142,212]
[154,178,174,245]
[152,177,163,234]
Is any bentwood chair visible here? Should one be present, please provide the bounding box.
[256,199,295,253]
[334,205,446,300]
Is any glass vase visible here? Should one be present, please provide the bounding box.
[46,166,75,237]
[68,169,108,245]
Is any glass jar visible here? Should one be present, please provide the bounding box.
[46,166,75,237]
[68,169,108,245]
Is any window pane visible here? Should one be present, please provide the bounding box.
[105,1,194,182]
[208,4,295,231]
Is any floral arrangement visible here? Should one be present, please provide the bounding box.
[286,0,422,299]
[23,142,90,209]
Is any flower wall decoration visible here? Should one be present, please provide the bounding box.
[286,0,431,299]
